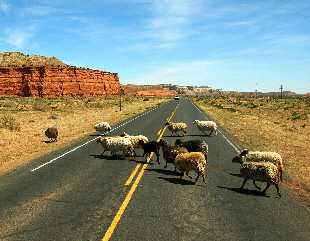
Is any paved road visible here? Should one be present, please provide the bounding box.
[1,98,310,241]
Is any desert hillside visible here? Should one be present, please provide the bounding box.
[0,52,70,68]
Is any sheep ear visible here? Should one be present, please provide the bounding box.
[240,149,248,156]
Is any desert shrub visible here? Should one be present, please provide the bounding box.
[33,102,50,111]
[1,116,21,131]
[87,102,105,108]
[2,101,18,108]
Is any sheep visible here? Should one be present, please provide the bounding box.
[119,132,148,156]
[157,139,188,170]
[232,149,284,181]
[175,139,209,161]
[174,152,207,184]
[94,122,111,135]
[239,162,281,197]
[138,139,161,163]
[165,121,187,136]
[96,136,134,158]
[45,127,58,142]
[193,120,217,136]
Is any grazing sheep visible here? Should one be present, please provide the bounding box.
[240,162,281,197]
[94,122,111,135]
[138,139,161,163]
[165,121,187,136]
[232,149,284,181]
[175,139,209,160]
[158,139,188,170]
[193,120,217,136]
[45,127,58,142]
[174,152,207,184]
[96,137,134,158]
[120,132,148,156]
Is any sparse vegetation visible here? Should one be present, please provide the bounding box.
[0,96,169,170]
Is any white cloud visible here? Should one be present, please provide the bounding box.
[5,26,37,49]
[0,2,9,14]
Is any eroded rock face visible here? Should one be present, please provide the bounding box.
[0,67,122,97]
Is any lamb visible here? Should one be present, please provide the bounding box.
[157,139,188,170]
[165,121,187,136]
[96,136,134,158]
[138,139,161,163]
[45,127,58,142]
[94,122,111,135]
[174,152,207,184]
[239,162,281,197]
[175,139,209,160]
[193,120,217,136]
[232,149,284,181]
[119,132,148,156]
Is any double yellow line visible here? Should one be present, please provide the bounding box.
[102,102,180,241]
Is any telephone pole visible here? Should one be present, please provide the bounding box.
[280,85,283,99]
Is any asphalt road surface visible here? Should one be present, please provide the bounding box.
[1,98,310,241]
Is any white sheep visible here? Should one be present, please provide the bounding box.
[240,162,281,197]
[96,136,134,158]
[193,120,217,136]
[165,121,187,136]
[119,132,149,156]
[45,127,58,142]
[232,149,284,181]
[94,122,111,135]
[174,152,207,184]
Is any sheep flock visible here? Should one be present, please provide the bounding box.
[92,119,284,198]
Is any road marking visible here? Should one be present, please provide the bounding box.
[101,103,177,241]
[125,164,141,186]
[190,100,240,153]
[31,102,168,172]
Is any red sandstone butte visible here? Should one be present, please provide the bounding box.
[0,67,123,97]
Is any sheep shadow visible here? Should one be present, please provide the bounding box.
[217,186,270,197]
[157,176,196,185]
[41,140,55,144]
[146,168,178,176]
[90,154,127,160]
[229,173,242,178]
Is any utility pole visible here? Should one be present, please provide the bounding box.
[280,85,283,99]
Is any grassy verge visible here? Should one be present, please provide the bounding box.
[191,96,310,205]
[0,96,169,173]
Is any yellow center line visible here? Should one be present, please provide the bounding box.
[101,102,180,241]
[124,164,141,186]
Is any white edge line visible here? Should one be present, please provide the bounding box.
[31,102,167,172]
[190,101,240,153]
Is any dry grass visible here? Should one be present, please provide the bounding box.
[0,96,169,173]
[192,96,310,205]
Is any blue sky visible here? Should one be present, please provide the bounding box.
[0,0,309,94]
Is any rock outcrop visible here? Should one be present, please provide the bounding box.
[0,67,122,97]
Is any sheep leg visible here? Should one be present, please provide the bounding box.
[186,171,192,179]
[275,184,281,197]
[195,173,207,184]
[262,183,271,193]
[253,181,261,190]
[155,152,160,164]
[240,179,248,189]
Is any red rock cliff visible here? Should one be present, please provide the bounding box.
[0,67,122,97]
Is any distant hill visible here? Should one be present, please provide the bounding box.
[0,52,70,68]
